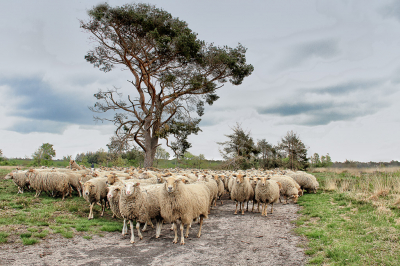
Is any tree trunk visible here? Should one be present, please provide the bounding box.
[142,118,159,168]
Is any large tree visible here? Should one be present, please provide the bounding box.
[81,3,254,167]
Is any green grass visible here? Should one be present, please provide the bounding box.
[0,170,128,245]
[296,171,400,265]
[0,232,9,243]
[22,238,39,245]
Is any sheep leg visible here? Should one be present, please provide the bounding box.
[257,202,260,213]
[122,219,127,235]
[270,203,274,214]
[284,196,287,205]
[88,202,95,220]
[220,197,224,205]
[136,222,143,240]
[246,201,249,212]
[197,216,204,238]
[234,202,238,215]
[251,201,255,212]
[180,222,185,245]
[172,222,178,244]
[155,220,162,238]
[185,224,190,238]
[142,222,147,232]
[100,200,105,217]
[129,220,135,244]
[293,195,298,204]
[170,223,174,231]
[35,190,41,198]
[241,202,245,215]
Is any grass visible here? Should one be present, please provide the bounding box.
[297,170,400,265]
[0,169,128,245]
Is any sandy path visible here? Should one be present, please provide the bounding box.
[0,200,306,266]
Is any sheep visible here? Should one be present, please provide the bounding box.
[5,170,30,194]
[230,174,253,215]
[160,177,210,245]
[69,160,82,170]
[118,182,163,244]
[213,175,225,205]
[80,177,108,219]
[198,175,218,211]
[287,171,319,193]
[269,175,299,204]
[255,177,281,217]
[107,185,123,219]
[26,169,71,200]
[249,176,260,212]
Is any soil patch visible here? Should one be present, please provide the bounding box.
[0,200,306,265]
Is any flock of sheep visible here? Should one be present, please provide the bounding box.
[4,159,319,245]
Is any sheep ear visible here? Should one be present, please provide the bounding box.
[243,174,247,178]
[135,182,140,187]
[175,178,182,183]
[276,182,282,189]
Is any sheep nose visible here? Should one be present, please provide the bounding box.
[167,187,173,192]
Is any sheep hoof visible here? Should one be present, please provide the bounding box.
[130,241,135,244]
[155,236,159,239]
[173,240,178,244]
[197,233,201,238]
[180,242,185,245]
[139,236,143,240]
[234,212,237,215]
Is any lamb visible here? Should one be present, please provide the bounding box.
[5,170,30,194]
[255,177,281,217]
[118,182,163,244]
[230,174,253,215]
[160,177,210,245]
[80,177,108,219]
[269,175,299,204]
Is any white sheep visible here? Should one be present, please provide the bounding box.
[159,177,210,245]
[230,174,253,215]
[80,177,108,219]
[255,177,281,217]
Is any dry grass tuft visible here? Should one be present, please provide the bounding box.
[324,178,337,191]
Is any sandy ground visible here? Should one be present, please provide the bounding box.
[0,199,307,266]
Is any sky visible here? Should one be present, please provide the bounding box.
[1,0,400,162]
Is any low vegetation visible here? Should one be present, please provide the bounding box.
[297,168,400,265]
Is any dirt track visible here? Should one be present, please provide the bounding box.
[0,199,307,266]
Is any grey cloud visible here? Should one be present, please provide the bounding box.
[278,39,340,70]
[305,79,385,96]
[1,77,95,133]
[380,0,400,22]
[258,102,335,116]
[257,79,388,126]
[7,120,70,134]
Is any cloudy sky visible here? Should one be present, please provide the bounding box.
[1,0,400,162]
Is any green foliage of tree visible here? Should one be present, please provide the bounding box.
[32,143,56,166]
[218,123,259,169]
[310,153,333,168]
[279,130,308,170]
[81,3,253,167]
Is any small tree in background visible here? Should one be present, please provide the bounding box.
[154,146,170,167]
[0,149,3,161]
[32,143,56,166]
[279,130,308,170]
[218,123,259,169]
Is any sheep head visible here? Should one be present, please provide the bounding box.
[165,176,181,193]
[125,182,140,195]
[236,174,246,184]
[107,185,121,199]
[82,182,95,196]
